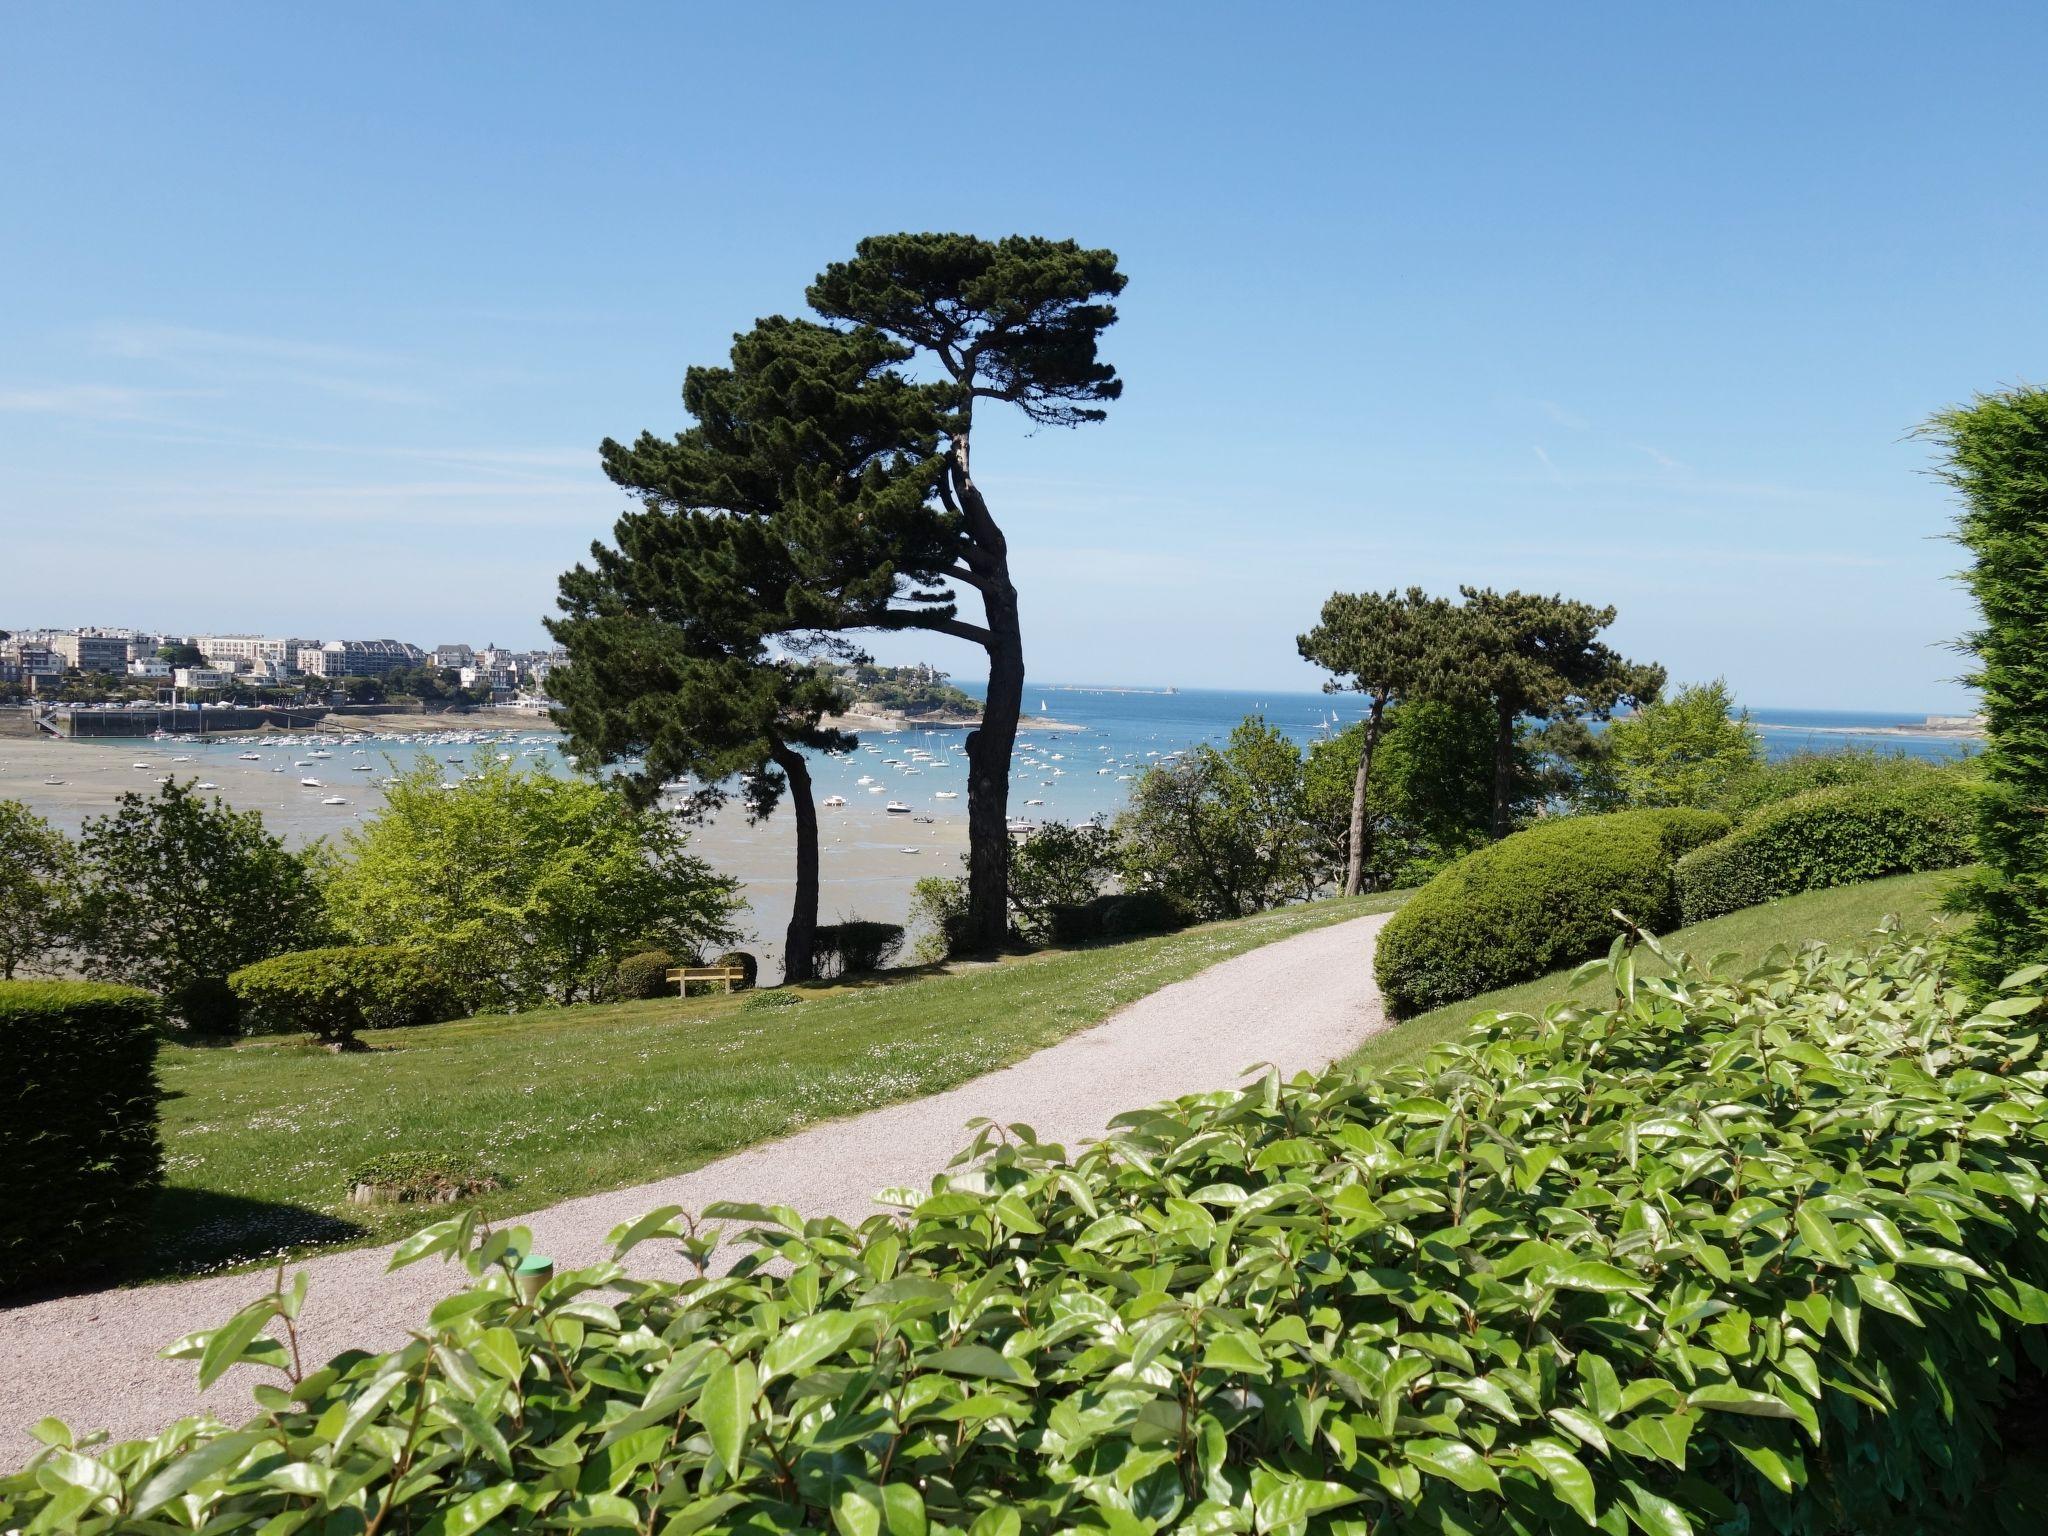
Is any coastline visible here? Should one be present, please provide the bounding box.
[1754,721,1984,743]
[821,708,1082,734]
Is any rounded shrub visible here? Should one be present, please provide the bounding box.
[712,949,758,991]
[1675,775,1977,923]
[1374,808,1730,1015]
[812,920,906,979]
[612,948,677,1001]
[1047,890,1193,946]
[0,981,163,1293]
[227,945,458,1051]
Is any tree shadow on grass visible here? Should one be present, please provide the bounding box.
[132,1188,368,1287]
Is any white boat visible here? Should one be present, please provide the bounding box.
[934,790,959,799]
[172,755,190,763]
[197,781,219,790]
[1025,798,1045,805]
[131,762,148,769]
[1007,818,1035,834]
[321,796,347,806]
[300,777,321,787]
[822,794,847,807]
[237,752,260,760]
[866,785,886,794]
[352,763,373,771]
[41,777,62,785]
[885,801,911,814]
[900,846,921,854]
[856,775,874,785]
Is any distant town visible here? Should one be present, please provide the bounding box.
[0,626,564,717]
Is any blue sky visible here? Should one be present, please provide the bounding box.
[3,4,2042,710]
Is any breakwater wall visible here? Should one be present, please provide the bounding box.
[37,705,332,737]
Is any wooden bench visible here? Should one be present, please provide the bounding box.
[668,964,747,996]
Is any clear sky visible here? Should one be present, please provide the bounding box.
[4,4,2043,710]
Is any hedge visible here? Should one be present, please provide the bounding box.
[812,920,905,979]
[11,929,2048,1531]
[0,981,163,1293]
[1373,807,1729,1015]
[1675,776,1977,924]
[1046,889,1193,945]
[612,948,677,1001]
[227,945,458,1050]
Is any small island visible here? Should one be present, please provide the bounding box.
[821,662,1074,732]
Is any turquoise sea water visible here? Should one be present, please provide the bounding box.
[35,688,1974,845]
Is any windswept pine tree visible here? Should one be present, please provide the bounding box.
[595,237,1128,953]
[553,320,937,980]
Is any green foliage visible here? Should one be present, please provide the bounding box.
[1304,703,1500,892]
[228,946,459,1050]
[18,929,2048,1533]
[1375,808,1730,1015]
[811,921,905,979]
[0,981,162,1292]
[1008,820,1118,942]
[156,642,203,667]
[1297,588,1469,892]
[325,758,742,1010]
[1714,746,1956,819]
[1454,587,1667,834]
[1674,776,1978,924]
[70,780,329,1029]
[908,874,973,963]
[1045,889,1193,946]
[612,948,679,1001]
[839,662,979,719]
[741,988,801,1012]
[0,799,76,981]
[1118,717,1324,919]
[1920,387,2048,996]
[1596,678,1763,809]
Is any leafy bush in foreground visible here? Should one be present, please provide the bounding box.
[1374,807,1729,1014]
[0,981,162,1293]
[1674,776,1977,924]
[227,945,459,1050]
[12,928,2048,1532]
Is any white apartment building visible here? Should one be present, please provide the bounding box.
[198,634,316,674]
[173,667,235,691]
[297,639,427,679]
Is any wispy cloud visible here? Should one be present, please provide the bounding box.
[0,384,212,420]
[90,322,436,406]
[1635,443,1684,471]
[1532,445,1567,485]
[1537,399,1590,431]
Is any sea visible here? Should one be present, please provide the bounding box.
[17,690,1975,845]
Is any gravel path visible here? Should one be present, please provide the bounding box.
[2,911,1393,1460]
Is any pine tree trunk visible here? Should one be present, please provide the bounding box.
[1490,701,1515,838]
[965,575,1023,952]
[1344,693,1386,896]
[770,740,820,983]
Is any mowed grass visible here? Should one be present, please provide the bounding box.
[1343,869,1966,1075]
[145,894,1401,1283]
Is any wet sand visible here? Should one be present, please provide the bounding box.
[0,733,966,981]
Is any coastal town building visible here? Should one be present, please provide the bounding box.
[50,631,131,673]
[198,634,316,674]
[296,639,427,679]
[172,666,235,691]
[433,643,475,670]
[127,658,171,678]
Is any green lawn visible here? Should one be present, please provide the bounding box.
[1343,869,1965,1075]
[144,894,1400,1283]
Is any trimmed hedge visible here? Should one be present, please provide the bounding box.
[0,981,163,1293]
[13,931,2048,1531]
[1675,776,1977,923]
[812,920,905,979]
[227,946,458,1050]
[1048,889,1194,945]
[612,948,677,1001]
[1374,807,1730,1015]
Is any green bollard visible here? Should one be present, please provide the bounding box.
[514,1253,554,1305]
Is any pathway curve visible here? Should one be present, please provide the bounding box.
[2,911,1394,1459]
